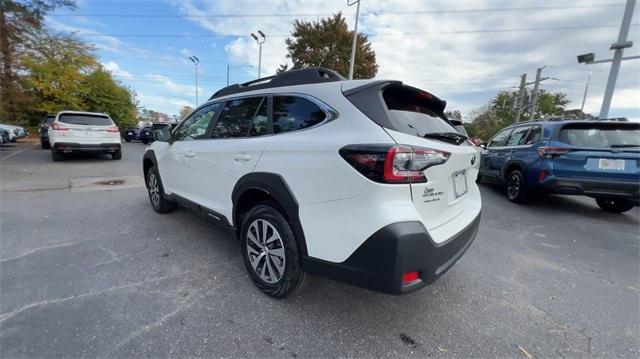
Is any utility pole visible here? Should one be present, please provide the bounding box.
[528,66,546,122]
[514,73,527,123]
[580,72,592,118]
[226,64,229,86]
[251,31,266,79]
[347,0,361,80]
[188,56,200,106]
[600,0,636,119]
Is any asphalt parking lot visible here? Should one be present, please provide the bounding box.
[1,141,638,358]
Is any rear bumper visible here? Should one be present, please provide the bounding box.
[302,212,481,294]
[541,176,640,202]
[53,142,121,153]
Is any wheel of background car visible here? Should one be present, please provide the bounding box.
[505,169,528,203]
[112,151,122,160]
[595,198,635,213]
[51,150,64,161]
[240,204,308,298]
[146,167,177,214]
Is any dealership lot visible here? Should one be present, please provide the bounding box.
[1,141,638,357]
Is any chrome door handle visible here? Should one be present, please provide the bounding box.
[233,154,252,161]
[184,151,196,158]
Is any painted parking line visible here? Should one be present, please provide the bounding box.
[0,143,38,161]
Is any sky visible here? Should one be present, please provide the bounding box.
[46,0,640,121]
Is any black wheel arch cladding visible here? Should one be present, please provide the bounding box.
[232,172,308,256]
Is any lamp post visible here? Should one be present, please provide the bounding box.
[250,31,266,79]
[347,0,361,80]
[226,64,254,86]
[188,56,200,106]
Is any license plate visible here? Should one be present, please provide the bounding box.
[598,158,625,171]
[453,170,468,198]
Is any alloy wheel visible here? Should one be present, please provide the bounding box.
[507,173,520,199]
[148,173,160,207]
[246,219,286,284]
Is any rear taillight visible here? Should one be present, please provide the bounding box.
[107,126,119,133]
[51,122,68,131]
[538,146,570,159]
[340,144,450,184]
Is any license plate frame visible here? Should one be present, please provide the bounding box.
[598,158,625,171]
[453,170,468,198]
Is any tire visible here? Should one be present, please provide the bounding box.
[505,169,528,203]
[111,151,122,160]
[146,166,177,213]
[595,198,635,213]
[51,150,64,161]
[241,204,308,298]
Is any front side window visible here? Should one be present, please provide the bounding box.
[174,103,221,141]
[488,128,513,148]
[273,96,326,134]
[212,97,265,138]
[506,126,531,146]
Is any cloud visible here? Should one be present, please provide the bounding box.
[102,61,134,79]
[144,74,202,98]
[45,17,122,53]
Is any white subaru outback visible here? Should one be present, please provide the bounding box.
[48,111,122,161]
[143,68,481,298]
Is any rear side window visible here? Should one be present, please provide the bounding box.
[488,128,513,148]
[382,86,456,137]
[212,97,265,138]
[58,114,113,126]
[506,126,530,146]
[558,123,640,147]
[273,96,326,134]
[525,125,542,144]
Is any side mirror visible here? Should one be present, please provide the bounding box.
[154,128,171,142]
[480,144,486,149]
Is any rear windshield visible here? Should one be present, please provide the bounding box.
[558,123,640,147]
[383,86,457,137]
[58,114,113,126]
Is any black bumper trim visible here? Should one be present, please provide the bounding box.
[542,177,639,201]
[302,212,481,294]
[54,142,121,153]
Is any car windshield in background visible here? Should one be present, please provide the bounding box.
[58,114,113,126]
[558,124,640,148]
[383,87,456,138]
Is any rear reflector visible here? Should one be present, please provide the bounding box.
[539,170,548,182]
[402,271,419,283]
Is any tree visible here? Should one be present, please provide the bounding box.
[82,68,138,129]
[279,13,378,79]
[179,106,194,120]
[469,89,570,140]
[0,0,75,121]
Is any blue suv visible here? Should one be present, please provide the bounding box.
[478,120,639,213]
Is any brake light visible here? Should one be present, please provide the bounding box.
[107,126,119,133]
[416,91,433,100]
[340,144,450,184]
[51,122,68,131]
[538,146,570,159]
[402,271,420,283]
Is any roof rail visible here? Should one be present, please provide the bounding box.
[209,67,345,100]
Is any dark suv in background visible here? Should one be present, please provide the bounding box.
[478,119,639,213]
[39,114,55,149]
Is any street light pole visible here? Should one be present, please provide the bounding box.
[347,0,361,80]
[599,0,636,119]
[251,31,266,79]
[188,56,200,106]
[580,72,592,118]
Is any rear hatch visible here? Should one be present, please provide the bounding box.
[552,122,640,181]
[57,113,116,139]
[344,82,480,242]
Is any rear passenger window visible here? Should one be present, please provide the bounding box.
[212,97,265,138]
[506,126,530,146]
[525,126,542,144]
[488,128,513,148]
[273,96,326,134]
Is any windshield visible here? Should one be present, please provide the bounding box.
[558,123,640,147]
[58,114,113,126]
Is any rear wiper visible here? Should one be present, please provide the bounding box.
[610,144,640,148]
[423,132,467,145]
